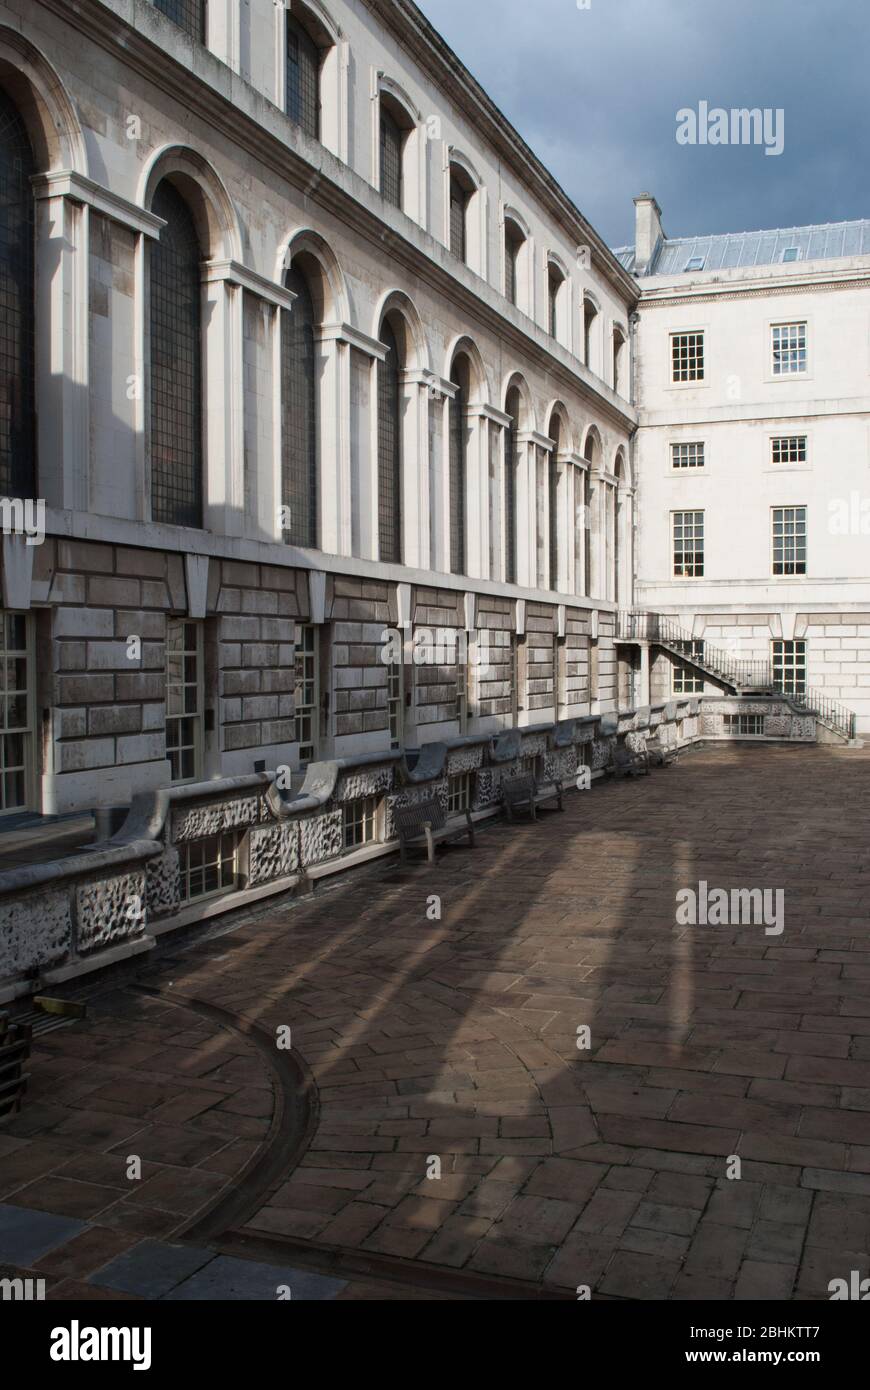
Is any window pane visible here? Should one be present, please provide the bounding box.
[150,182,203,528]
[0,92,36,499]
[281,267,318,548]
[377,320,402,563]
[286,14,320,140]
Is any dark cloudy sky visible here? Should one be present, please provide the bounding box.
[414,0,867,249]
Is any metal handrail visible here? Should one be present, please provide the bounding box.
[618,611,856,740]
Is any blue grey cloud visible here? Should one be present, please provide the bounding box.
[415,0,868,248]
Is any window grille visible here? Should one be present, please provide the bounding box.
[152,0,206,42]
[286,12,320,139]
[165,618,203,783]
[150,182,203,528]
[377,320,402,563]
[673,511,704,577]
[0,610,31,813]
[771,322,807,375]
[281,266,318,548]
[772,506,807,575]
[671,442,705,469]
[295,624,319,763]
[380,107,403,209]
[0,92,36,500]
[771,436,807,466]
[671,331,704,383]
[178,830,238,901]
[772,640,806,695]
[344,796,378,850]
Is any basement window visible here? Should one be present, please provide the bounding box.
[178,831,239,901]
[724,714,764,736]
[448,773,474,815]
[343,796,379,850]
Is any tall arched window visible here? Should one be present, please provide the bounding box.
[150,181,203,528]
[583,296,598,369]
[504,387,520,584]
[153,0,206,42]
[377,319,402,563]
[286,10,321,140]
[548,262,565,340]
[281,265,318,548]
[449,355,469,575]
[549,416,561,591]
[380,100,405,210]
[0,92,36,501]
[449,166,472,263]
[504,220,524,307]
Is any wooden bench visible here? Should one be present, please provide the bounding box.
[393,795,475,864]
[501,774,564,822]
[0,1013,32,1123]
[645,734,679,768]
[611,744,651,778]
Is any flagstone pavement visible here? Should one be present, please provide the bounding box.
[3,742,870,1300]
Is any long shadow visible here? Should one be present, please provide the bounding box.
[129,740,870,1298]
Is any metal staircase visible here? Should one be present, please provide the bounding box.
[618,611,857,742]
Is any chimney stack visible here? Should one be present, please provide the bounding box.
[634,193,664,274]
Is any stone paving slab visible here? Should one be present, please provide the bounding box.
[4,744,870,1299]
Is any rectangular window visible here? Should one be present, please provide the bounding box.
[179,831,239,902]
[772,639,806,695]
[771,436,807,466]
[671,331,704,383]
[772,506,807,575]
[387,659,403,749]
[671,441,705,469]
[771,322,807,376]
[448,773,473,815]
[724,714,764,736]
[673,511,704,577]
[0,611,32,814]
[343,796,378,850]
[295,624,319,763]
[286,14,320,141]
[165,618,203,784]
[672,640,705,694]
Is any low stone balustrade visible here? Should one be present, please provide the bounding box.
[0,694,814,998]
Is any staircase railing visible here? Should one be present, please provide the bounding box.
[618,611,857,741]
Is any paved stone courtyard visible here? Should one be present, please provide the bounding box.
[3,743,870,1300]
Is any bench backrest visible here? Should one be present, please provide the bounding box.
[394,796,446,839]
[502,774,536,805]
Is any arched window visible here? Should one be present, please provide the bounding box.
[504,387,521,584]
[548,262,565,340]
[286,9,321,140]
[377,319,402,563]
[150,181,203,528]
[153,0,206,43]
[449,355,470,575]
[0,92,36,501]
[583,296,598,369]
[549,416,561,590]
[380,97,408,210]
[612,325,627,395]
[504,219,524,307]
[449,165,473,263]
[281,265,318,548]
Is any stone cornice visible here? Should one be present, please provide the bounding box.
[203,258,297,310]
[636,274,870,310]
[31,169,165,238]
[361,0,638,304]
[40,0,636,438]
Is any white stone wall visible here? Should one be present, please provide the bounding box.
[634,254,870,731]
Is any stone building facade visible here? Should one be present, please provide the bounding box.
[620,196,870,734]
[0,0,637,822]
